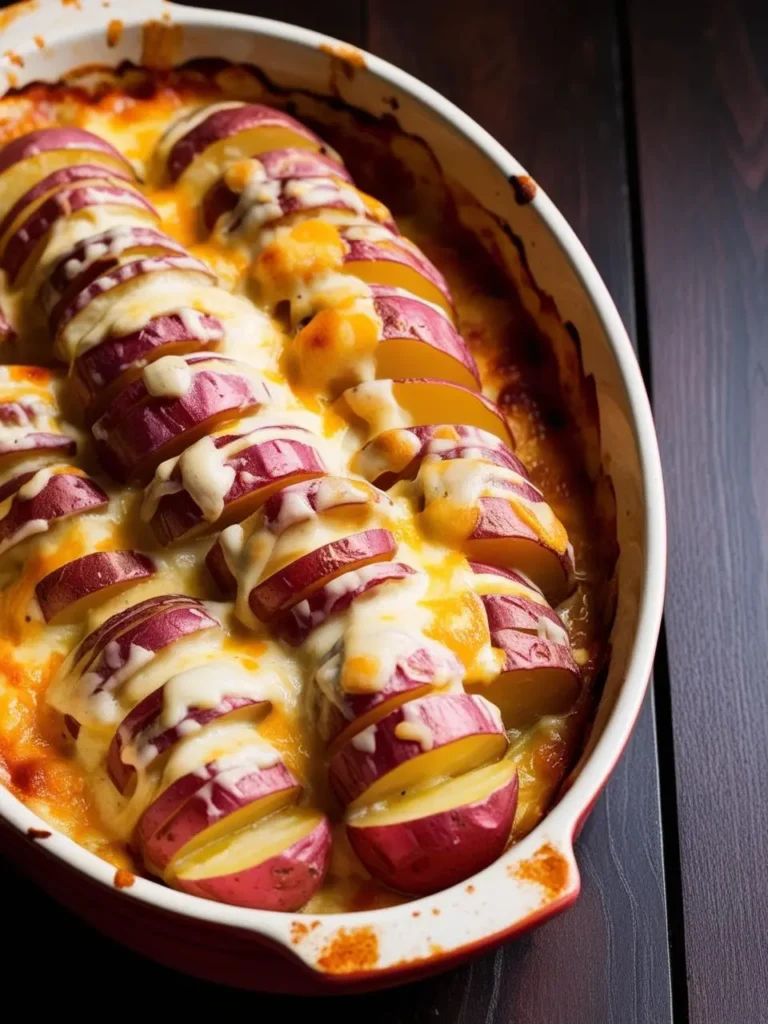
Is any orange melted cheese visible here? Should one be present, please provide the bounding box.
[0,66,613,914]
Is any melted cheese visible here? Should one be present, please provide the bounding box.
[0,73,603,916]
[142,354,193,397]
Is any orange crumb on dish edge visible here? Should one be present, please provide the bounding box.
[317,927,379,974]
[511,842,570,898]
[319,42,366,71]
[114,868,136,889]
[106,19,123,47]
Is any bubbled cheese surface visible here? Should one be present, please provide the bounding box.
[0,67,614,912]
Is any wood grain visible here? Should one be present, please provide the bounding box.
[0,0,674,1018]
[629,1,768,1021]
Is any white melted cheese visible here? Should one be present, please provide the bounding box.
[0,98,583,879]
[141,420,332,525]
[417,457,566,550]
[0,515,48,557]
[394,719,434,751]
[354,427,422,482]
[25,206,154,300]
[155,100,245,172]
[288,270,370,328]
[343,379,409,436]
[142,354,193,397]
[350,724,376,753]
[119,658,280,773]
[15,466,54,500]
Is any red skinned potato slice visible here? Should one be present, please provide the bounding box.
[42,226,188,330]
[261,475,385,536]
[205,165,394,237]
[347,758,518,895]
[0,392,72,479]
[107,666,272,795]
[464,496,575,604]
[0,470,108,559]
[166,103,325,189]
[353,423,519,486]
[71,310,225,418]
[0,162,133,242]
[0,469,38,503]
[0,128,133,181]
[0,305,15,345]
[92,356,270,483]
[145,431,328,545]
[469,562,569,633]
[70,594,212,686]
[35,549,155,625]
[338,225,455,319]
[479,591,568,645]
[312,630,464,754]
[0,431,76,466]
[468,628,580,727]
[206,535,238,595]
[0,399,52,426]
[275,561,417,647]
[248,527,397,622]
[370,287,478,388]
[134,748,254,855]
[328,692,507,809]
[202,146,352,231]
[55,254,215,358]
[1,183,157,284]
[143,756,301,871]
[75,602,219,707]
[0,130,133,219]
[170,807,331,912]
[340,379,515,448]
[292,287,477,395]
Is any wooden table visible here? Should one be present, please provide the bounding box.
[3,2,766,1020]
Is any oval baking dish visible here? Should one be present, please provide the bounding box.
[0,0,665,993]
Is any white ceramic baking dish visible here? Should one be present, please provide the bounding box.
[0,0,666,992]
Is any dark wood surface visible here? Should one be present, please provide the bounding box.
[630,2,768,1022]
[3,1,765,1020]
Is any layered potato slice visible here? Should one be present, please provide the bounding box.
[309,617,464,753]
[291,286,479,395]
[71,310,226,419]
[161,103,329,194]
[35,549,156,624]
[203,147,393,237]
[1,180,157,286]
[142,753,301,871]
[347,758,518,895]
[169,806,331,912]
[92,354,271,483]
[0,466,107,560]
[41,225,189,334]
[339,378,515,447]
[275,560,417,646]
[414,454,575,604]
[253,220,455,319]
[0,126,134,197]
[0,160,133,242]
[55,253,215,362]
[207,475,397,624]
[107,659,273,795]
[0,370,78,476]
[329,692,508,809]
[353,423,519,487]
[142,425,328,545]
